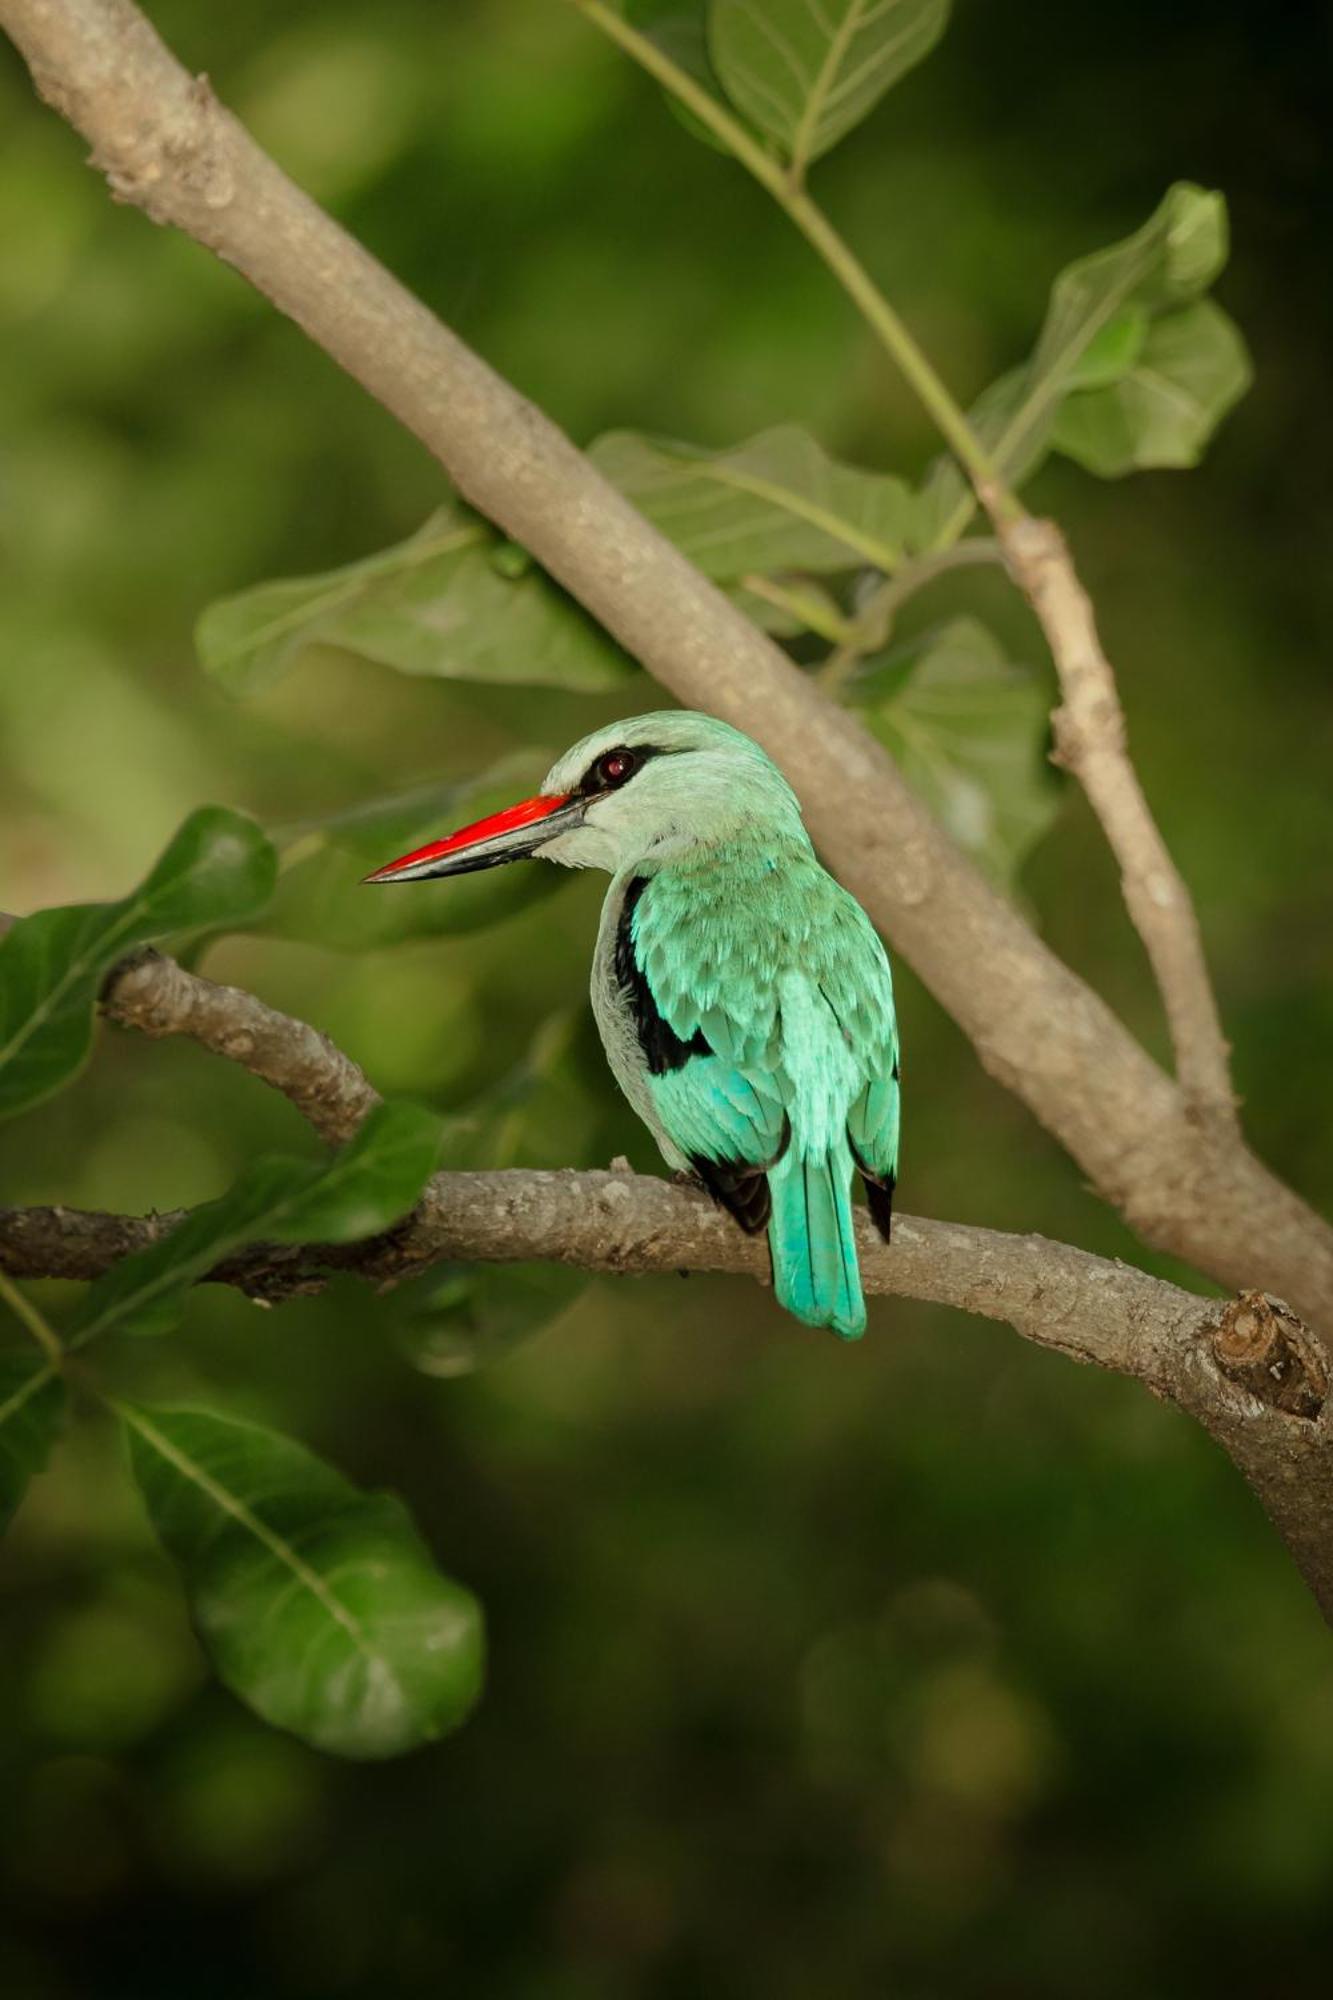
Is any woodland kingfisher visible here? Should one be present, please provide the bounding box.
[365,713,899,1338]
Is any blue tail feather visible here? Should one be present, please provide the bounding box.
[767,1146,865,1340]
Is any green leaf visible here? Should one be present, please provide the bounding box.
[0,1356,64,1532]
[397,1262,587,1378]
[708,0,950,171]
[916,186,1246,545]
[1064,304,1150,391]
[730,573,852,641]
[120,1403,483,1758]
[591,424,915,579]
[856,618,1059,887]
[1051,300,1253,477]
[633,4,735,152]
[197,502,633,697]
[995,183,1231,489]
[913,369,1045,553]
[258,754,566,953]
[0,808,276,1122]
[70,1101,442,1346]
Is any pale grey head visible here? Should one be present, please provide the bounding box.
[364,711,810,884]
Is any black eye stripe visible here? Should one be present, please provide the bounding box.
[577,743,664,796]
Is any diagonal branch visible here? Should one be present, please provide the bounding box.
[1,0,1330,1341]
[1000,515,1237,1128]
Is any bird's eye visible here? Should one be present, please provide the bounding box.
[596,750,637,788]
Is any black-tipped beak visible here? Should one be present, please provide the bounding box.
[363,792,585,883]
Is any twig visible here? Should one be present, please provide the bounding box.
[102,948,381,1145]
[0,1266,64,1365]
[1001,515,1237,1128]
[819,539,1006,692]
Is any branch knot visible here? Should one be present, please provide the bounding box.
[1211,1291,1327,1421]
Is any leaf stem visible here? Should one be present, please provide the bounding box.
[0,1268,64,1366]
[566,0,1017,513]
[820,537,1006,691]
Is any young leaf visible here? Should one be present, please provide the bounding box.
[70,1101,442,1347]
[1051,300,1253,477]
[0,808,276,1122]
[708,0,951,172]
[257,756,565,953]
[0,1356,64,1532]
[590,425,915,579]
[119,1403,484,1758]
[198,502,633,697]
[856,617,1059,888]
[916,186,1246,546]
[994,182,1231,488]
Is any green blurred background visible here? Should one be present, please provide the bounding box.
[2,1,1332,1993]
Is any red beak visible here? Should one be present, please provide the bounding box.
[363,791,582,883]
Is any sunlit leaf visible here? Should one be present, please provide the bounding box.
[259,754,566,952]
[70,1101,442,1345]
[120,1403,483,1758]
[198,501,634,697]
[0,809,276,1121]
[1051,300,1252,476]
[591,425,915,578]
[0,1356,64,1532]
[856,617,1059,887]
[708,0,950,170]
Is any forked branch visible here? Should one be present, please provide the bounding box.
[1000,515,1237,1127]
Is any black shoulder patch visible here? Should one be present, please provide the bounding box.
[615,876,711,1077]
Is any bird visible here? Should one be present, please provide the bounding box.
[365,713,899,1339]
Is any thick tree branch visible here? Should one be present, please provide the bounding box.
[1001,515,1237,1128]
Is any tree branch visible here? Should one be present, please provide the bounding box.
[0,935,1321,1617]
[1001,515,1238,1128]
[101,948,381,1145]
[5,1174,1333,1611]
[1,0,1329,1336]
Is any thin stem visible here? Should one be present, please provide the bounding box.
[566,0,1016,512]
[739,573,855,644]
[820,537,1004,692]
[0,1267,64,1366]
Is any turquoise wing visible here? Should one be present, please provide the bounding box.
[814,890,900,1223]
[625,874,788,1227]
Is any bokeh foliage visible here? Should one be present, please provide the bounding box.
[2,0,1332,1994]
